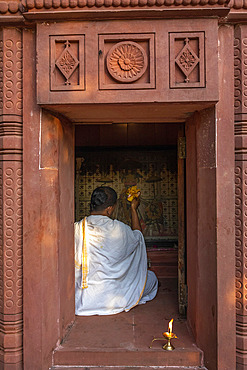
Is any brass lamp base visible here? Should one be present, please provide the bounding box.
[149,332,177,351]
[163,338,175,351]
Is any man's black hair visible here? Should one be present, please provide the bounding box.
[90,186,117,212]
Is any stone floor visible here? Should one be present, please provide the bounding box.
[52,279,205,369]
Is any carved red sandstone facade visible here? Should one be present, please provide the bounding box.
[0,1,243,370]
[234,25,247,368]
[0,27,23,368]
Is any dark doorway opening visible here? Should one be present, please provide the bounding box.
[75,145,178,280]
[52,122,198,368]
[75,123,182,281]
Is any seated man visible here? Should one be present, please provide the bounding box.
[75,186,158,316]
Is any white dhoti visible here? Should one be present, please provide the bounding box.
[75,215,158,316]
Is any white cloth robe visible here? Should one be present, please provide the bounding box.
[75,215,149,316]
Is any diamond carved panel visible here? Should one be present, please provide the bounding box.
[99,34,155,90]
[50,35,85,91]
[170,32,205,89]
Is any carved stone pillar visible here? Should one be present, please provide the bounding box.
[0,28,23,369]
[235,25,247,369]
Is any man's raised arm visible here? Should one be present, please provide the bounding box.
[130,193,142,232]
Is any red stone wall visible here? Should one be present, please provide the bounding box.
[0,27,23,369]
[186,108,218,370]
[217,24,235,370]
[186,24,235,370]
[23,108,75,369]
[22,30,75,369]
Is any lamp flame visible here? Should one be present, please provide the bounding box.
[168,319,173,334]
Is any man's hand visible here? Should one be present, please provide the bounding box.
[131,192,141,210]
[130,192,142,232]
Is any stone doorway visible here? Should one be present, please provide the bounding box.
[50,121,192,368]
[0,16,235,370]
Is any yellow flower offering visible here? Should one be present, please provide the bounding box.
[126,186,140,202]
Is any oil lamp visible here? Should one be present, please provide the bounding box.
[149,319,177,351]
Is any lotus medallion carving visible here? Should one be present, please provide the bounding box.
[106,41,148,83]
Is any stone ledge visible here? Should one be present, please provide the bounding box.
[0,0,231,16]
[22,0,230,9]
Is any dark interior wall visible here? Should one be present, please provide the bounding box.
[58,118,75,338]
[75,123,179,147]
[185,114,198,339]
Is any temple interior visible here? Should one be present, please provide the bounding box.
[75,122,183,280]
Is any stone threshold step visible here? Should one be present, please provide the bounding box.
[53,348,203,368]
[51,366,208,370]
